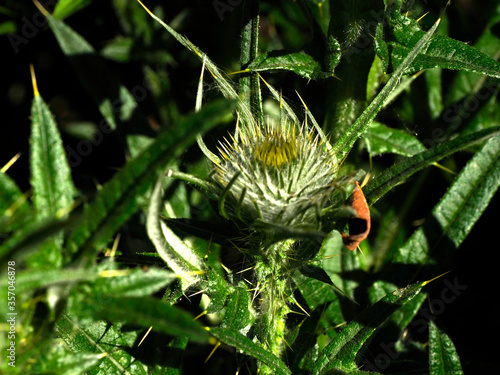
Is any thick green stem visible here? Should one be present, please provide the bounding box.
[253,239,295,373]
[324,0,382,140]
[240,0,263,125]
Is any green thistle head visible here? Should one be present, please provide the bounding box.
[212,118,343,233]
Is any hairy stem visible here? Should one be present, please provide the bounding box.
[253,239,295,372]
[240,0,263,125]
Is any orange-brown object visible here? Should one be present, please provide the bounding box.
[342,181,371,250]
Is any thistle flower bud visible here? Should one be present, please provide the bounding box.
[213,119,341,232]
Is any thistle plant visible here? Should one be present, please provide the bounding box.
[2,1,500,375]
[151,64,365,367]
[210,116,356,357]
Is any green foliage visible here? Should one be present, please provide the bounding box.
[313,281,426,374]
[210,327,291,375]
[376,6,500,78]
[429,321,464,375]
[394,136,500,267]
[362,121,426,157]
[1,1,499,374]
[248,51,330,80]
[28,91,77,268]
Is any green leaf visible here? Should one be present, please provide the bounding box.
[53,0,93,20]
[92,266,177,297]
[394,136,500,266]
[221,287,254,331]
[429,321,464,375]
[16,267,99,295]
[363,122,426,156]
[0,214,77,266]
[294,274,345,343]
[299,264,336,286]
[209,327,291,375]
[313,281,425,374]
[29,92,77,267]
[368,280,427,344]
[423,9,447,119]
[0,170,30,233]
[373,23,389,72]
[27,339,103,375]
[204,268,232,313]
[382,9,500,78]
[248,50,328,80]
[66,100,234,266]
[147,176,206,290]
[55,315,147,375]
[366,54,385,103]
[15,262,175,297]
[83,295,210,344]
[294,233,346,328]
[364,127,500,205]
[310,230,351,293]
[295,273,338,311]
[426,68,444,120]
